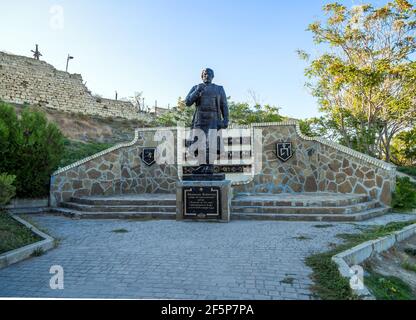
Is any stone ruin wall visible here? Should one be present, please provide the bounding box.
[0,52,139,120]
[50,122,396,207]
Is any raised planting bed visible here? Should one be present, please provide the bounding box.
[0,213,55,269]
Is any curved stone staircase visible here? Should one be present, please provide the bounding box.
[231,193,388,222]
[54,194,177,220]
[52,192,389,222]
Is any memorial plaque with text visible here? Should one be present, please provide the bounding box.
[183,186,221,219]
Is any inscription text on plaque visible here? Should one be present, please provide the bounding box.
[183,186,221,219]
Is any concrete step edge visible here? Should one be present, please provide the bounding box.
[231,207,389,222]
[70,197,176,205]
[231,197,371,207]
[61,202,177,211]
[51,208,176,220]
[231,201,379,214]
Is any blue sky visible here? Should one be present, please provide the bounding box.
[1,0,388,119]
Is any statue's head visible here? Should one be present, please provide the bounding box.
[201,68,214,84]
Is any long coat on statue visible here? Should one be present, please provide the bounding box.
[185,83,229,133]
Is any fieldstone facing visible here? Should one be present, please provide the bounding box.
[50,128,178,206]
[232,123,395,206]
[50,122,396,207]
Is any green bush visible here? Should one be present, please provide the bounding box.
[0,173,16,206]
[60,139,113,168]
[392,177,416,210]
[0,102,20,171]
[398,166,416,178]
[0,102,65,198]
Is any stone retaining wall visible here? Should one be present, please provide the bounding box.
[233,123,396,205]
[0,52,139,120]
[50,122,396,207]
[50,128,178,206]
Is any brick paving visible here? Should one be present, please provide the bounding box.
[0,213,414,299]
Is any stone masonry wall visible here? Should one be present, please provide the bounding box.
[232,123,396,205]
[0,52,139,120]
[50,122,396,207]
[50,128,178,206]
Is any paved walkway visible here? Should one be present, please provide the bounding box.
[0,213,414,299]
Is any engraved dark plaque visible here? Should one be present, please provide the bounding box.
[140,148,156,166]
[183,165,251,175]
[183,186,221,219]
[276,142,293,162]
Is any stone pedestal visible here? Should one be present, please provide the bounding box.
[176,180,232,223]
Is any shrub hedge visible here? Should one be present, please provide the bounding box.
[0,102,64,198]
[0,173,16,205]
[392,177,416,210]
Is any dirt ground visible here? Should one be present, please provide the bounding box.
[367,235,416,292]
[12,103,151,143]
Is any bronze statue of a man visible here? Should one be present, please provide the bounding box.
[185,68,229,175]
[186,68,229,132]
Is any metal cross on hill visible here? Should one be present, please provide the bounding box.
[31,44,42,60]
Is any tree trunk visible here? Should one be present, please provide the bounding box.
[384,124,392,163]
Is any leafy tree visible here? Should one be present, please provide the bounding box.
[0,103,65,198]
[155,97,194,127]
[155,98,284,127]
[299,117,331,138]
[391,127,416,165]
[299,0,416,162]
[229,102,284,125]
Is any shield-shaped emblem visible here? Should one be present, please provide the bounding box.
[140,148,156,166]
[276,142,293,162]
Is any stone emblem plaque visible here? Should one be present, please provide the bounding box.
[276,142,293,162]
[183,186,221,219]
[140,148,156,166]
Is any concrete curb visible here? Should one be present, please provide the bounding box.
[332,223,416,300]
[2,198,50,214]
[0,215,55,269]
[6,207,51,215]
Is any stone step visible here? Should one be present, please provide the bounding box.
[51,208,176,220]
[61,202,177,213]
[70,196,176,206]
[232,194,369,207]
[53,205,389,222]
[231,207,390,222]
[231,201,378,215]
